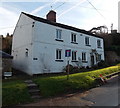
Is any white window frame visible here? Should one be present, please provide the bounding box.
[82,52,86,61]
[56,29,62,40]
[56,49,62,60]
[72,51,77,61]
[98,54,102,61]
[71,33,77,43]
[97,39,101,48]
[85,37,90,46]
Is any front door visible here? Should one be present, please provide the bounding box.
[91,55,94,66]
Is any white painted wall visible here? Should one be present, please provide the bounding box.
[31,21,104,74]
[12,13,35,75]
[12,13,104,75]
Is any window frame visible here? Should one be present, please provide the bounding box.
[55,49,63,62]
[71,33,78,44]
[82,52,87,62]
[56,29,63,42]
[98,54,102,61]
[97,39,102,48]
[71,51,77,62]
[85,37,91,46]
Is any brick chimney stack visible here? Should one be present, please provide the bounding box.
[46,10,56,22]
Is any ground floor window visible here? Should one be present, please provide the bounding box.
[56,49,62,60]
[82,52,86,61]
[98,54,102,61]
[72,51,77,61]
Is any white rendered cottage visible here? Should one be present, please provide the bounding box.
[12,11,104,75]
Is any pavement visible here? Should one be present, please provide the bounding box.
[20,75,119,107]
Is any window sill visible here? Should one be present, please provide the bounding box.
[55,59,64,62]
[55,39,64,42]
[82,61,88,63]
[71,60,78,62]
[71,42,78,44]
[86,44,91,47]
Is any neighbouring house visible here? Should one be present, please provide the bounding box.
[12,10,104,75]
[0,50,13,77]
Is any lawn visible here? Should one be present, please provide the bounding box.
[2,80,33,107]
[2,64,120,106]
[33,64,120,97]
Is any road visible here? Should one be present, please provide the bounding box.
[21,75,119,107]
[83,75,119,107]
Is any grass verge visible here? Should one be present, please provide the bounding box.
[33,65,120,97]
[2,64,120,106]
[2,80,33,107]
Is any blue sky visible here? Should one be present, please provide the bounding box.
[0,0,119,36]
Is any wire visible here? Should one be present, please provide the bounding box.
[54,2,66,10]
[42,1,66,18]
[86,0,106,19]
[78,5,108,12]
[57,0,86,19]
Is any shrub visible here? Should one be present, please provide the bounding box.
[97,60,108,68]
[63,64,74,73]
[86,66,90,69]
[92,64,98,69]
[72,66,80,73]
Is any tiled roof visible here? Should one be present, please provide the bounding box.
[22,12,103,39]
[0,50,13,59]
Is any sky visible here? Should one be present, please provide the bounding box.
[0,0,120,36]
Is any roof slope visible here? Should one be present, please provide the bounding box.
[22,12,103,39]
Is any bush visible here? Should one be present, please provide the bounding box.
[92,64,98,69]
[72,66,80,73]
[63,64,74,73]
[97,60,108,68]
[63,65,90,74]
[86,66,90,69]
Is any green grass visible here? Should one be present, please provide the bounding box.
[2,80,33,107]
[33,65,120,97]
[2,64,120,106]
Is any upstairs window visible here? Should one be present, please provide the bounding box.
[71,33,77,44]
[85,37,90,46]
[56,49,62,60]
[82,52,86,61]
[97,39,101,48]
[56,29,62,40]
